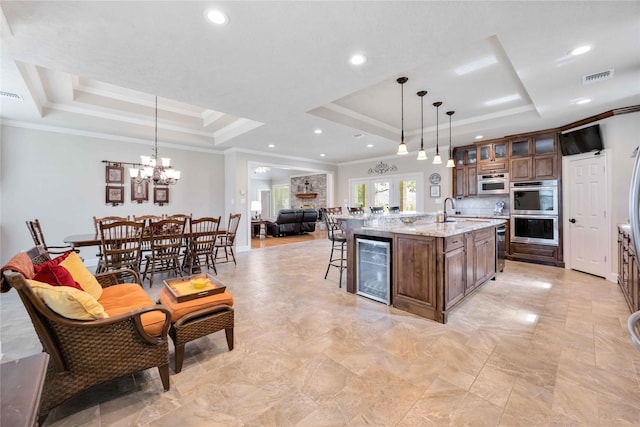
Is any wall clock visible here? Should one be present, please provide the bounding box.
[429,173,441,185]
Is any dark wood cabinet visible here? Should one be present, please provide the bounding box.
[393,226,498,322]
[473,228,496,287]
[453,145,478,198]
[618,226,639,313]
[443,234,465,309]
[509,132,560,181]
[478,139,509,173]
[393,234,438,318]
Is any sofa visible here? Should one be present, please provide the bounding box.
[266,209,318,236]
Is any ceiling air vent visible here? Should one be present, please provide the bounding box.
[582,69,614,85]
[0,91,23,100]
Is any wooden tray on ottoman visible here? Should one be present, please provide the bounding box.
[164,274,226,303]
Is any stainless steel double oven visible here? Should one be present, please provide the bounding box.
[510,180,559,246]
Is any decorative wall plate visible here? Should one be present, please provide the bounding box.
[429,173,441,185]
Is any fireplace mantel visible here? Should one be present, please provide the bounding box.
[296,193,317,199]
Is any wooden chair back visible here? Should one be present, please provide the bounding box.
[142,218,186,287]
[388,206,400,214]
[93,215,130,234]
[324,207,343,215]
[185,217,221,274]
[369,206,384,213]
[99,220,145,275]
[214,213,241,264]
[25,219,75,254]
[348,207,364,214]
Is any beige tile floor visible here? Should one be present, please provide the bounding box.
[1,239,639,426]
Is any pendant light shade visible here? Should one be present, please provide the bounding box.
[432,101,442,164]
[416,90,428,160]
[446,110,455,168]
[396,77,409,155]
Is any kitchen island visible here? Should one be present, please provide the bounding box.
[339,213,505,323]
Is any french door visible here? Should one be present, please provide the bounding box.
[349,173,423,212]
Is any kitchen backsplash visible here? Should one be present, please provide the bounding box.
[454,195,510,216]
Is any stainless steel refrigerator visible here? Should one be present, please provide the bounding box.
[628,147,640,350]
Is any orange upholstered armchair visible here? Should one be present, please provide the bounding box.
[0,247,171,422]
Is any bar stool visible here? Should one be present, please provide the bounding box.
[322,208,347,287]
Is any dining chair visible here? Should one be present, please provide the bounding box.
[99,220,145,282]
[214,213,241,265]
[133,215,164,262]
[141,218,186,287]
[348,207,364,214]
[369,206,384,214]
[184,216,221,275]
[388,206,400,214]
[93,215,130,273]
[25,219,76,255]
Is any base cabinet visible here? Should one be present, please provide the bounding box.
[393,227,497,323]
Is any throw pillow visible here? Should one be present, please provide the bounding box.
[26,279,108,320]
[60,252,103,300]
[33,262,84,291]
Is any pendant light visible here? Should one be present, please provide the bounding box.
[396,77,409,155]
[432,101,443,164]
[446,110,455,168]
[416,90,428,160]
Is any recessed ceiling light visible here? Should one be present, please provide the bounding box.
[367,144,374,148]
[314,129,322,134]
[349,54,366,66]
[570,45,591,56]
[475,135,484,140]
[268,144,275,148]
[320,153,326,157]
[574,98,591,105]
[206,9,229,25]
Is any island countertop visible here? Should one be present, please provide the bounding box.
[360,218,506,238]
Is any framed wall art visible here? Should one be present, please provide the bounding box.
[154,187,169,206]
[106,186,124,205]
[105,165,124,184]
[430,185,441,198]
[131,179,149,203]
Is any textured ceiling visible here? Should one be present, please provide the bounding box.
[1,1,639,164]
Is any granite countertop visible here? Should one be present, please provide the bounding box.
[361,218,506,238]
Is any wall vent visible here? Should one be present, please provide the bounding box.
[0,91,23,100]
[582,69,614,85]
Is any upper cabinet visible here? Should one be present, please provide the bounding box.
[453,145,478,198]
[478,139,509,173]
[509,132,559,181]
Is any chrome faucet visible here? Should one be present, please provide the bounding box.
[443,197,456,222]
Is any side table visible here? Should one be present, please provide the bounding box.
[1,352,49,427]
[251,220,267,239]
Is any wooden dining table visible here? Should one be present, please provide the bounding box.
[64,230,225,248]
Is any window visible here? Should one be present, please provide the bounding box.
[349,173,423,212]
[272,185,290,216]
[351,181,368,208]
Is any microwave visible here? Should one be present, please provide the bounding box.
[478,173,509,195]
[510,180,558,215]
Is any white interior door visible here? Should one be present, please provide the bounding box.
[567,154,608,277]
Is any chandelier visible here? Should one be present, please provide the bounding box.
[129,96,181,186]
[254,166,271,174]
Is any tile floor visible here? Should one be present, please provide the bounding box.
[1,239,639,426]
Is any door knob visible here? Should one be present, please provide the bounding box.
[569,218,576,223]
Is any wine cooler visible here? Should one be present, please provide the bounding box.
[356,237,391,305]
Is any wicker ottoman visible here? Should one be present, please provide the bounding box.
[159,287,234,373]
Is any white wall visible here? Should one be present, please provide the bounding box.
[561,111,640,281]
[337,151,454,212]
[0,125,225,264]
